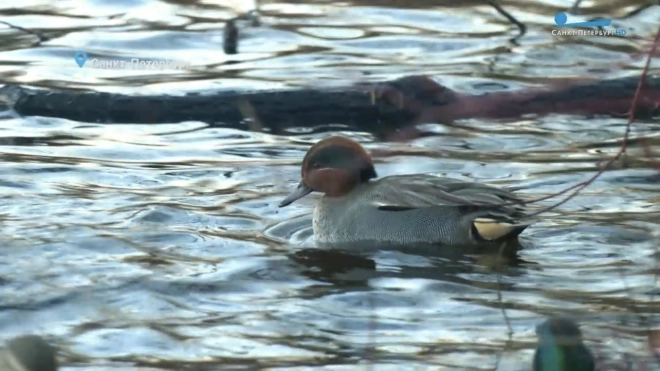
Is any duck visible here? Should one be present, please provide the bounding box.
[533,317,596,371]
[278,136,534,246]
[0,335,58,371]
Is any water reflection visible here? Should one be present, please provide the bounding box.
[0,113,657,367]
[290,241,526,291]
[1,0,660,369]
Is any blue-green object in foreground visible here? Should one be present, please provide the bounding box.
[0,335,58,371]
[533,317,595,371]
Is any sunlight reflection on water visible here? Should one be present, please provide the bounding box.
[0,0,659,369]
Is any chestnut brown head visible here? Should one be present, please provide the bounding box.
[279,136,377,207]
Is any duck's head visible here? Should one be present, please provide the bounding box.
[279,136,377,207]
[533,317,595,371]
[535,317,584,346]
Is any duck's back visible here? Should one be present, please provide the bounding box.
[313,174,530,245]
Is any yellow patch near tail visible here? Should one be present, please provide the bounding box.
[472,217,517,241]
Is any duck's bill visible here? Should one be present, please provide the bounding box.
[279,181,313,207]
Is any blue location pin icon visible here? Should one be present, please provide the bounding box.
[74,50,88,68]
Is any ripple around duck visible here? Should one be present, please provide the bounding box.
[1,0,660,369]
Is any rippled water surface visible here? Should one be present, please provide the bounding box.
[1,0,660,369]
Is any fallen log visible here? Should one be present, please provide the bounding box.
[373,74,660,124]
[1,74,658,136]
[0,84,414,136]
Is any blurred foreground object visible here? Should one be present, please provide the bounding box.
[533,317,595,371]
[0,335,58,371]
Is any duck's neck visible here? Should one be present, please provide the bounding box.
[323,180,374,200]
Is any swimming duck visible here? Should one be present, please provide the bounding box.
[0,335,58,371]
[533,317,596,371]
[278,136,534,246]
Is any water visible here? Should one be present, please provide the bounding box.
[1,0,660,369]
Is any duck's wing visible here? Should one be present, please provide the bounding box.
[372,175,533,241]
[373,174,525,209]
